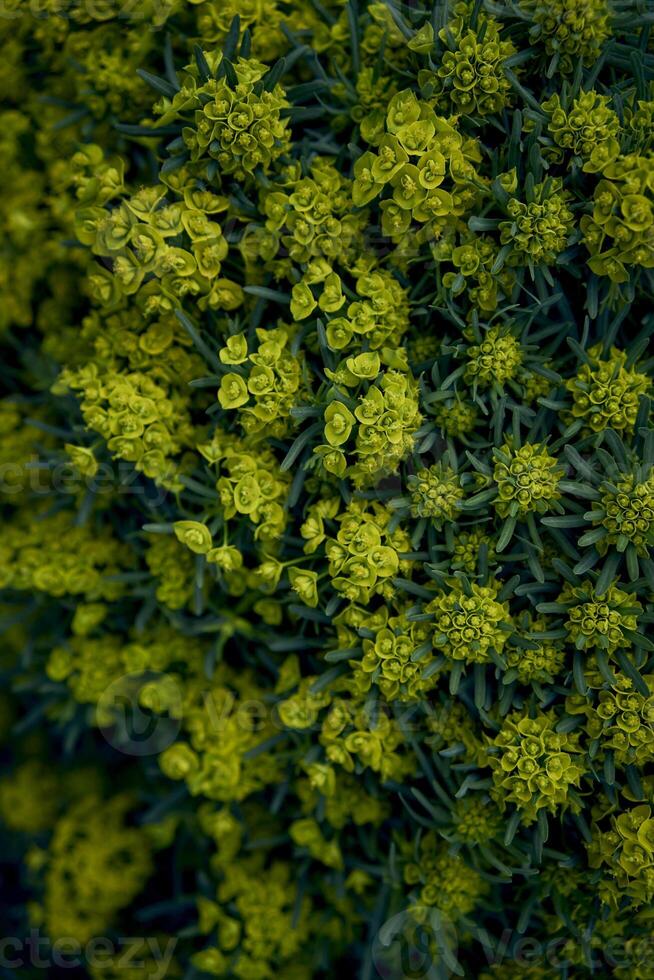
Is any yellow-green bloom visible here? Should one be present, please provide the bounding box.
[559,580,642,654]
[407,463,463,525]
[493,442,563,518]
[488,711,584,821]
[291,281,317,320]
[566,345,650,434]
[173,521,213,555]
[428,581,511,664]
[65,444,98,478]
[324,402,355,447]
[218,373,249,409]
[160,743,200,780]
[288,567,320,607]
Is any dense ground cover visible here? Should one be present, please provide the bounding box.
[1,0,654,977]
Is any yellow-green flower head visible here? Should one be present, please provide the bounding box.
[572,674,654,766]
[464,326,523,388]
[325,500,409,603]
[408,333,440,363]
[403,831,488,918]
[493,442,563,518]
[451,528,496,572]
[438,231,515,314]
[71,602,108,637]
[451,796,502,844]
[346,369,422,487]
[65,443,98,478]
[183,57,291,179]
[588,804,654,910]
[290,817,343,869]
[2,509,130,602]
[488,710,584,820]
[566,345,650,434]
[40,793,153,943]
[173,520,213,555]
[324,401,356,447]
[500,179,575,266]
[354,613,435,701]
[434,398,478,436]
[436,16,517,117]
[506,614,566,684]
[559,580,642,653]
[581,153,654,283]
[288,567,320,608]
[543,91,620,161]
[595,472,654,557]
[160,743,200,781]
[206,544,243,572]
[427,581,511,664]
[519,0,611,73]
[218,373,249,409]
[626,95,654,153]
[407,463,463,525]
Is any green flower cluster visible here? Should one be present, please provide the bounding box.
[566,345,651,434]
[164,54,291,180]
[520,0,612,74]
[433,9,517,117]
[596,472,654,557]
[428,581,511,666]
[194,857,315,976]
[505,614,566,684]
[402,830,488,917]
[217,325,307,439]
[568,674,654,766]
[499,178,575,267]
[319,362,422,485]
[36,793,155,943]
[352,610,435,701]
[316,266,410,351]
[352,88,484,243]
[259,158,367,272]
[488,711,585,822]
[434,230,515,313]
[464,325,523,388]
[589,804,654,910]
[493,442,563,518]
[407,462,464,524]
[558,580,642,654]
[582,154,654,283]
[0,509,130,601]
[451,795,502,845]
[324,500,412,604]
[543,91,620,163]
